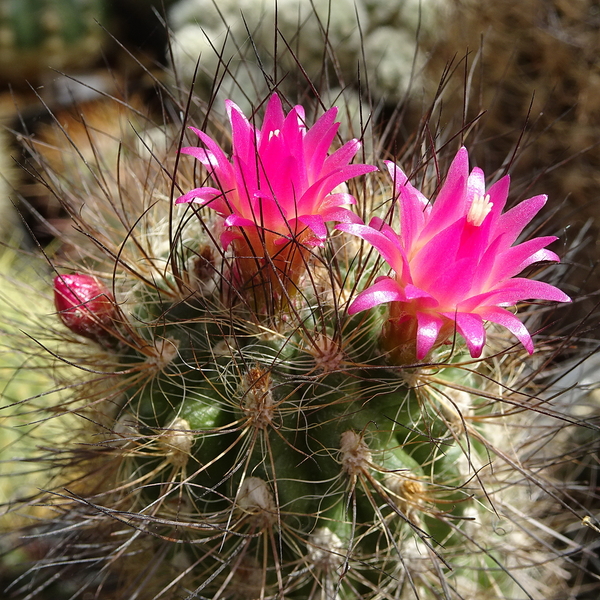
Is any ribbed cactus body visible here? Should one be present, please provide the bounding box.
[4,75,589,600]
[52,264,558,598]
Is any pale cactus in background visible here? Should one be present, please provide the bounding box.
[1,67,598,600]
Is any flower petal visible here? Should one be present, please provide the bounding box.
[178,94,376,259]
[301,164,377,213]
[492,194,548,250]
[403,284,438,307]
[420,147,469,240]
[342,145,569,360]
[385,160,429,252]
[304,108,340,178]
[453,312,486,358]
[415,312,445,360]
[226,99,256,166]
[175,187,229,214]
[478,306,534,354]
[323,138,362,172]
[411,219,464,288]
[186,127,230,170]
[459,278,571,312]
[486,175,511,225]
[224,214,257,229]
[259,94,286,145]
[347,277,407,314]
[489,236,560,282]
[221,229,243,249]
[297,214,328,241]
[321,206,363,225]
[320,192,357,208]
[337,223,408,277]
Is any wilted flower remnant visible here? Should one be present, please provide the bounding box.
[338,147,571,362]
[176,93,376,303]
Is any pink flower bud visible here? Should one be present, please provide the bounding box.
[53,274,118,342]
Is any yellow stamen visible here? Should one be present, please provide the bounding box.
[467,193,493,227]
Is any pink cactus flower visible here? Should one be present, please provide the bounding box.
[337,147,571,361]
[176,94,376,295]
[54,274,118,343]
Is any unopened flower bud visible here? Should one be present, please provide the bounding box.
[53,274,118,343]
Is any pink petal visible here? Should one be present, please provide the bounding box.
[518,248,561,269]
[304,108,340,178]
[459,278,571,312]
[186,127,230,169]
[175,187,229,214]
[297,214,328,241]
[178,94,377,253]
[336,223,407,277]
[478,306,534,354]
[257,109,306,195]
[323,139,362,172]
[257,148,301,209]
[489,236,560,282]
[415,312,444,360]
[403,283,438,307]
[183,128,236,189]
[427,255,477,306]
[304,107,338,153]
[248,195,290,231]
[224,214,257,228]
[226,100,256,165]
[455,213,494,264]
[492,277,571,304]
[320,206,363,224]
[384,161,429,209]
[231,154,258,212]
[260,94,286,143]
[492,194,548,250]
[180,146,218,168]
[411,219,464,287]
[368,218,407,255]
[421,147,470,240]
[452,312,486,358]
[320,192,357,208]
[347,277,406,314]
[220,229,243,249]
[281,105,306,152]
[385,161,429,252]
[486,175,511,225]
[301,164,378,213]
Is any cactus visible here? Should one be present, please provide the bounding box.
[0,0,106,82]
[3,36,597,600]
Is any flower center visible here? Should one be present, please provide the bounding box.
[268,129,280,141]
[466,193,493,227]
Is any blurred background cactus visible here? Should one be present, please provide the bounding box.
[2,1,600,600]
[0,0,106,83]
